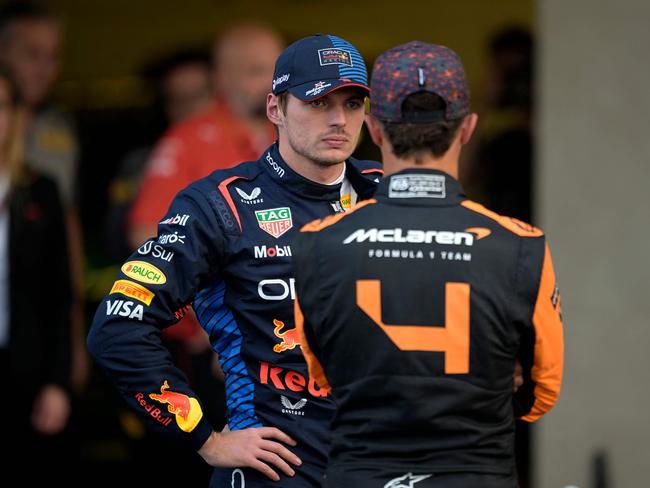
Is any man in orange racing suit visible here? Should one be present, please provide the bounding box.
[293,41,564,488]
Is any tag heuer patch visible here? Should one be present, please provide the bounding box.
[318,48,353,67]
[255,207,293,238]
[388,174,446,199]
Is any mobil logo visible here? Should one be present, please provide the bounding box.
[254,245,292,259]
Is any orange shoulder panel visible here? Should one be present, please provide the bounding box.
[521,242,564,422]
[294,295,331,393]
[301,199,377,233]
[361,168,384,175]
[461,200,544,237]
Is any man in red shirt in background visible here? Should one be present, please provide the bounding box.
[128,22,284,248]
[127,22,284,357]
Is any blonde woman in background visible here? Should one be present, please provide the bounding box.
[0,68,73,482]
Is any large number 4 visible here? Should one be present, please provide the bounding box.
[356,280,470,374]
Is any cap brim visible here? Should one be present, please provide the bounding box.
[289,79,369,102]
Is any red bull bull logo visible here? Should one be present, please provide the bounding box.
[149,380,203,432]
[272,318,301,353]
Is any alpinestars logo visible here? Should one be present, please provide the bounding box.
[280,395,307,416]
[384,473,432,488]
[235,187,263,205]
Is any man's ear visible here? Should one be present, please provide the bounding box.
[267,93,283,127]
[365,114,384,148]
[459,113,479,146]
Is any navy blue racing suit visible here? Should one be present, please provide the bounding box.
[87,143,382,487]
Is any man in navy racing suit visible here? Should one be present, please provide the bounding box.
[87,34,382,487]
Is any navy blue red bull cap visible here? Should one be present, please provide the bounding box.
[370,41,470,123]
[272,34,369,101]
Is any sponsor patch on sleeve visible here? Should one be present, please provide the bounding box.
[121,261,167,285]
[149,380,203,433]
[110,279,155,305]
[388,174,446,199]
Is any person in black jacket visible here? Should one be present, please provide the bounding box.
[292,41,564,488]
[0,68,72,477]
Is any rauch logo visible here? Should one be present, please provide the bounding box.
[121,261,167,285]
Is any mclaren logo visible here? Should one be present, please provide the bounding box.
[465,227,492,240]
[343,227,491,246]
[344,228,472,245]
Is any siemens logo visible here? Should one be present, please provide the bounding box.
[343,228,475,246]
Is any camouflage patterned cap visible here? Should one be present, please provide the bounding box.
[370,41,470,123]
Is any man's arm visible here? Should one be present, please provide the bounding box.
[88,188,219,446]
[515,241,564,421]
[88,186,300,479]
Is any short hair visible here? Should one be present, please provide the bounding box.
[0,2,58,40]
[381,91,464,160]
[271,92,290,138]
[277,91,289,114]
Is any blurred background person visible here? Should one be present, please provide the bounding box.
[462,28,535,485]
[0,67,73,482]
[96,47,225,486]
[127,22,285,248]
[0,1,88,392]
[104,42,227,431]
[119,24,285,448]
[105,48,213,262]
[465,26,534,223]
